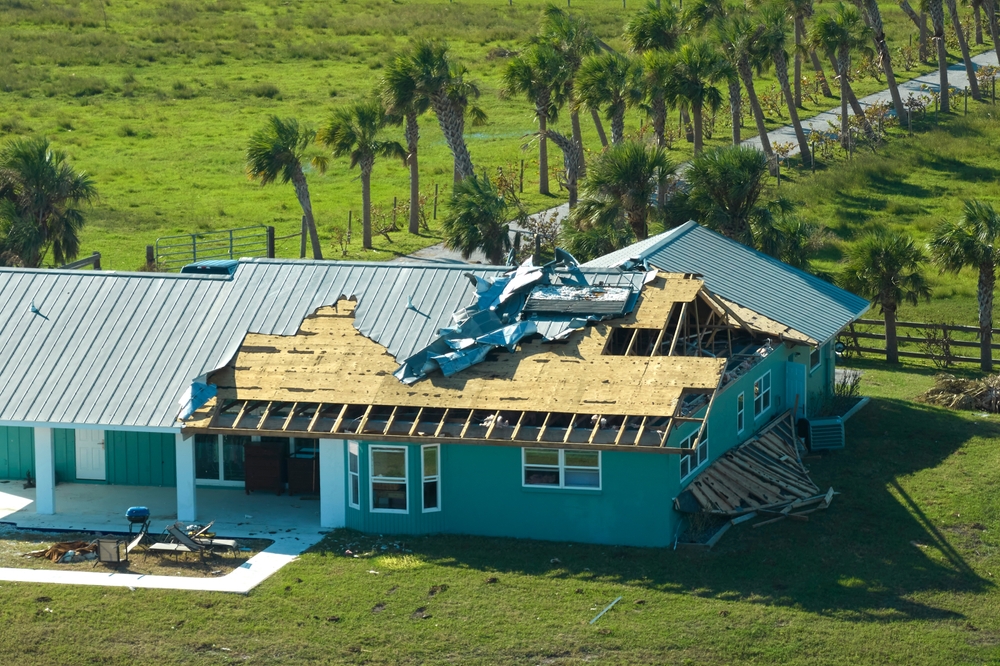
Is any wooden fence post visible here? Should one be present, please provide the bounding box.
[433,183,439,220]
[92,252,101,270]
[266,226,275,258]
[146,245,155,268]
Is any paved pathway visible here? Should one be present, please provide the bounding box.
[397,50,999,264]
[742,50,999,157]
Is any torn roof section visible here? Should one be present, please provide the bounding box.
[393,256,652,383]
[583,221,870,344]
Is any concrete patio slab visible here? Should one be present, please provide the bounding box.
[0,482,326,593]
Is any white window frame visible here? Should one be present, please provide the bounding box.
[754,371,772,419]
[736,392,745,435]
[521,448,601,491]
[809,345,822,374]
[195,434,245,487]
[679,428,709,481]
[421,444,441,513]
[348,442,360,509]
[369,445,408,514]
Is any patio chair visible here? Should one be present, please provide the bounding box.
[167,523,238,558]
[147,526,206,561]
[95,538,127,567]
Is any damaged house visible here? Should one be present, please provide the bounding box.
[0,222,868,547]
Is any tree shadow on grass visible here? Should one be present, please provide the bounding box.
[917,154,1000,183]
[313,399,992,624]
[829,191,887,226]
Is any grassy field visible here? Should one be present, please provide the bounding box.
[0,0,990,269]
[0,360,998,664]
[772,106,1000,326]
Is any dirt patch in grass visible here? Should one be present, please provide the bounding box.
[0,526,272,578]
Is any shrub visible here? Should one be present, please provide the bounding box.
[245,82,281,99]
[171,80,196,99]
[117,124,138,137]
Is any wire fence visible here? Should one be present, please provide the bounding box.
[153,226,272,272]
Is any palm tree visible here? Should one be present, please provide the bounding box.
[502,42,567,197]
[382,51,431,235]
[407,41,477,182]
[945,0,982,100]
[663,40,730,155]
[541,129,583,208]
[897,0,930,63]
[246,116,324,260]
[442,175,517,265]
[929,200,1000,371]
[684,144,790,247]
[625,1,681,52]
[810,4,872,148]
[926,0,951,112]
[539,6,600,173]
[572,140,673,242]
[972,0,984,45]
[858,0,907,118]
[759,3,811,161]
[577,52,644,145]
[0,136,96,267]
[682,0,743,144]
[718,14,778,172]
[444,64,488,184]
[318,100,406,251]
[840,228,931,364]
[988,0,1000,65]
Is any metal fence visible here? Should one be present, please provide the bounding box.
[153,226,273,271]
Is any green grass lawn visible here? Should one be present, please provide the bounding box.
[1,360,999,664]
[0,0,992,269]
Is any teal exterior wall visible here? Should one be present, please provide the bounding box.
[53,429,76,483]
[0,426,33,480]
[105,431,177,487]
[805,341,836,416]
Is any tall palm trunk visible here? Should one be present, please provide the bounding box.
[978,263,995,371]
[431,92,474,182]
[973,0,984,44]
[610,107,625,145]
[794,16,804,107]
[737,57,778,175]
[625,206,648,240]
[405,113,420,235]
[728,78,741,144]
[360,157,374,250]
[567,80,586,178]
[651,95,669,208]
[987,0,1000,64]
[839,49,851,148]
[590,108,610,147]
[692,102,704,154]
[828,52,877,139]
[809,49,835,96]
[920,10,930,61]
[928,0,950,113]
[291,166,323,260]
[772,48,811,160]
[545,130,581,208]
[537,100,550,196]
[864,0,907,118]
[884,300,900,363]
[898,0,930,62]
[946,0,981,99]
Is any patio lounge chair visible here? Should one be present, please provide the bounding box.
[167,523,239,558]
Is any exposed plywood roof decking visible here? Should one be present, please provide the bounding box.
[185,274,734,452]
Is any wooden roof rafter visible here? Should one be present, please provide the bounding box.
[184,398,708,455]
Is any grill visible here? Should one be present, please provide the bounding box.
[126,506,150,535]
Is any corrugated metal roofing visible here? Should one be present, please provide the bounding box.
[583,221,870,344]
[0,260,645,430]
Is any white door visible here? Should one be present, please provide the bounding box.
[75,429,106,481]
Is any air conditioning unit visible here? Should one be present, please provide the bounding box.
[807,416,845,451]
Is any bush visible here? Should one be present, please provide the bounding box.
[171,81,196,99]
[245,82,281,99]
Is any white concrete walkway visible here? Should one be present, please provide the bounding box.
[742,50,1000,157]
[0,483,325,593]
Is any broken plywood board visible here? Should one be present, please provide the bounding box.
[714,296,816,346]
[209,300,726,419]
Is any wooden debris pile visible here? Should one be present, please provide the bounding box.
[674,411,837,532]
[24,540,97,562]
[917,373,1000,413]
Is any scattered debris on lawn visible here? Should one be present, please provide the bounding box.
[589,596,623,624]
[917,373,1000,412]
[25,540,97,563]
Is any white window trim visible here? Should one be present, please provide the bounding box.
[369,445,409,514]
[754,370,772,419]
[809,345,823,375]
[736,392,745,435]
[521,448,602,491]
[679,429,709,482]
[421,444,441,513]
[348,441,360,510]
[195,434,245,487]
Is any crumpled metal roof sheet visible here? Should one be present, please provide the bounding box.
[0,260,645,430]
[583,222,869,344]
